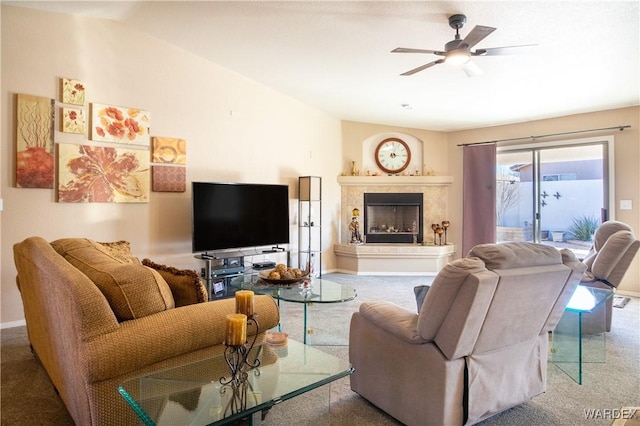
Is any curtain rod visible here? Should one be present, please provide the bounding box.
[457,125,631,147]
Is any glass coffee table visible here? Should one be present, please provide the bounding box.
[119,339,353,425]
[551,285,614,384]
[231,276,357,344]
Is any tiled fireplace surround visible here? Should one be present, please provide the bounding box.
[334,176,456,275]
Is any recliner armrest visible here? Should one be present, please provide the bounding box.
[359,301,428,344]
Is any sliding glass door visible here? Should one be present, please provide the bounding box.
[497,138,611,257]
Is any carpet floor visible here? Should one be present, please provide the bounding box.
[2,273,639,425]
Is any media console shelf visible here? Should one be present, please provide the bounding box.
[195,249,290,300]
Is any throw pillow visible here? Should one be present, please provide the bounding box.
[414,285,430,312]
[51,238,175,321]
[142,259,208,306]
[97,240,140,264]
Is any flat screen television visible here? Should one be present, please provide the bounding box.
[192,182,290,253]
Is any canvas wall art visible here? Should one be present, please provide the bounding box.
[58,143,150,203]
[91,103,150,146]
[16,93,55,188]
[62,107,86,134]
[152,165,186,192]
[152,137,186,164]
[61,78,86,105]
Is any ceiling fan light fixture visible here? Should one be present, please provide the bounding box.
[445,49,471,65]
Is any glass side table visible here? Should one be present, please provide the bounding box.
[231,276,357,344]
[551,285,614,384]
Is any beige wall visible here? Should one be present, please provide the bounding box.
[1,6,343,325]
[342,108,640,296]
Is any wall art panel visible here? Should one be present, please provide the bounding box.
[152,165,186,192]
[91,103,150,146]
[152,137,186,164]
[16,93,55,188]
[61,78,86,105]
[61,107,86,134]
[58,143,149,203]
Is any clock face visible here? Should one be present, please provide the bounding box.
[375,138,411,174]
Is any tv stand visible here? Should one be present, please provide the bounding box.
[195,249,290,300]
[196,253,216,260]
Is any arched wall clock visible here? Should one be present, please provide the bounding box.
[374,137,412,174]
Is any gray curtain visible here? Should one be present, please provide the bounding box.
[462,144,497,255]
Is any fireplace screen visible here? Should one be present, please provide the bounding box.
[364,193,423,243]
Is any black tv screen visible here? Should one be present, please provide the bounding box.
[192,182,290,253]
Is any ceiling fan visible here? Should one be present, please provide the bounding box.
[392,14,535,77]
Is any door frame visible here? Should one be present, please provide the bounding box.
[497,135,616,243]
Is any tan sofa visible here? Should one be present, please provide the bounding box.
[13,236,280,426]
[349,242,585,426]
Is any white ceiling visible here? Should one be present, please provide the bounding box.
[6,1,640,131]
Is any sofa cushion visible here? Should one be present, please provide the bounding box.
[142,259,208,306]
[97,240,140,264]
[51,238,174,321]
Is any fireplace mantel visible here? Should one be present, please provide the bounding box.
[337,175,453,187]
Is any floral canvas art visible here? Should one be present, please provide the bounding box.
[91,103,150,146]
[58,143,150,203]
[16,93,55,188]
[62,107,86,134]
[61,78,86,105]
[152,137,186,164]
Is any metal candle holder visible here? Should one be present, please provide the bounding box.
[221,316,261,416]
[431,221,450,245]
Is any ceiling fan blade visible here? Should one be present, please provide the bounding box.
[392,47,444,55]
[400,59,444,76]
[462,60,484,77]
[475,44,538,56]
[462,25,496,48]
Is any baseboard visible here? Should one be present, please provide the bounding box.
[616,290,640,298]
[1,320,26,329]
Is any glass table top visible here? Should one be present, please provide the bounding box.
[565,285,614,313]
[119,339,353,425]
[230,276,357,304]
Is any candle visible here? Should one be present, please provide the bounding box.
[235,290,254,317]
[225,313,247,346]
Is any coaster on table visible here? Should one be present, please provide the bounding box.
[266,332,288,346]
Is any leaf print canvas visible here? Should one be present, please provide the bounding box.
[91,103,150,146]
[61,78,86,105]
[62,107,86,134]
[58,143,150,203]
[16,93,55,188]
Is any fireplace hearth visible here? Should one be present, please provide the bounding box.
[364,193,423,244]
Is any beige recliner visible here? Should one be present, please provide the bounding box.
[580,220,639,333]
[349,242,585,426]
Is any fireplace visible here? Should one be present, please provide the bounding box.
[364,193,423,244]
[335,175,455,275]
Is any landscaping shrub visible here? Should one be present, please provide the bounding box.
[569,215,600,241]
